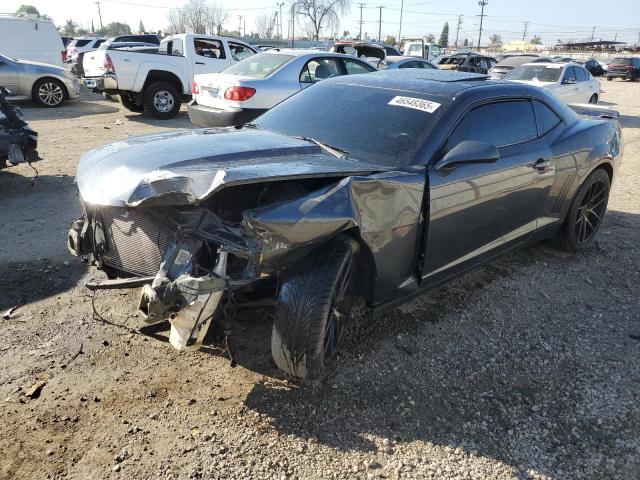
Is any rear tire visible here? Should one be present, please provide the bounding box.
[143,82,181,119]
[588,94,598,104]
[557,169,610,252]
[606,76,613,81]
[272,236,358,380]
[32,78,66,107]
[120,93,145,112]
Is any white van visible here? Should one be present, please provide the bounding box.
[0,15,66,66]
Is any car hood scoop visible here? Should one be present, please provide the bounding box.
[77,128,385,207]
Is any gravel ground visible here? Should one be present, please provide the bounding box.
[0,81,638,480]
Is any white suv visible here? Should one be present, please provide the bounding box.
[66,37,107,62]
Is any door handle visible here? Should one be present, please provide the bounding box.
[533,158,550,171]
[195,62,205,65]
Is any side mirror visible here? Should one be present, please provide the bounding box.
[436,140,500,171]
[0,85,10,97]
[563,78,577,84]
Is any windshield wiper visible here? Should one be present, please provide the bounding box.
[297,136,348,159]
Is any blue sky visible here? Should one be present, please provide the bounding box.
[4,0,639,45]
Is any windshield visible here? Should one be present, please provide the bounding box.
[255,82,444,167]
[505,64,563,82]
[610,57,631,65]
[222,53,294,78]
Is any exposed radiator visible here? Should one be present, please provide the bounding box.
[99,207,171,276]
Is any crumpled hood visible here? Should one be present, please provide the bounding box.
[77,128,384,207]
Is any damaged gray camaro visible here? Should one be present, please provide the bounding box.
[69,70,622,379]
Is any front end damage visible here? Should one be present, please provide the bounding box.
[69,129,425,353]
[0,87,39,169]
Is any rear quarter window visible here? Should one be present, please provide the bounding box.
[532,100,561,137]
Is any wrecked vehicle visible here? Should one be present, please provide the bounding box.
[68,70,622,379]
[0,86,38,169]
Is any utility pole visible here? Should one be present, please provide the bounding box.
[477,0,487,52]
[277,2,284,39]
[398,0,403,46]
[95,1,103,30]
[590,26,596,42]
[291,3,295,47]
[358,3,365,40]
[522,21,529,42]
[454,15,462,48]
[377,5,384,43]
[238,15,243,36]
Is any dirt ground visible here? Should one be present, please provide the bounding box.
[0,81,638,480]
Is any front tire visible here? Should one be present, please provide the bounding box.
[272,236,358,380]
[558,169,610,252]
[142,82,181,119]
[588,94,598,104]
[607,76,613,81]
[32,78,66,107]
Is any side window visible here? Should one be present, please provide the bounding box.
[228,42,254,61]
[399,61,421,69]
[299,58,341,84]
[575,67,588,81]
[422,61,436,69]
[94,39,106,48]
[170,38,184,56]
[532,100,561,137]
[342,58,374,74]
[562,67,577,83]
[445,100,537,152]
[194,39,225,59]
[478,58,489,70]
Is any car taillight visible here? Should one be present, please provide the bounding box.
[104,54,115,73]
[61,51,67,62]
[191,81,199,95]
[224,86,256,101]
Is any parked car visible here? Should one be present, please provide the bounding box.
[188,50,376,127]
[505,62,600,104]
[102,34,160,47]
[68,70,622,380]
[61,36,73,48]
[584,59,605,76]
[0,86,38,168]
[86,34,257,119]
[437,53,496,74]
[0,53,80,107]
[331,41,387,68]
[385,56,437,69]
[0,15,66,66]
[66,37,107,63]
[605,57,640,81]
[488,55,551,80]
[402,40,442,60]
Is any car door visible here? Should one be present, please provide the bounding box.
[0,58,20,94]
[422,99,555,284]
[299,57,342,89]
[557,66,581,103]
[192,38,229,76]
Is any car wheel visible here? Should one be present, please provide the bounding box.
[607,76,613,81]
[558,169,610,252]
[143,82,181,119]
[272,236,358,380]
[120,93,145,112]
[588,94,598,104]
[32,78,66,107]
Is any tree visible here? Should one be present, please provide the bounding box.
[166,0,229,35]
[438,22,449,48]
[97,22,132,36]
[138,21,146,34]
[530,35,542,45]
[15,4,52,20]
[295,0,352,41]
[489,34,502,50]
[425,33,435,43]
[255,14,272,38]
[207,3,230,35]
[62,19,78,36]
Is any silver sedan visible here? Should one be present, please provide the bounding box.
[0,53,80,107]
[188,50,377,127]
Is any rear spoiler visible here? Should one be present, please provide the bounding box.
[569,103,619,120]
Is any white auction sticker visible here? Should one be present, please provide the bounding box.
[388,96,441,113]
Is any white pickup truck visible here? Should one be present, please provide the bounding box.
[86,34,257,119]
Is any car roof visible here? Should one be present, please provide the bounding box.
[255,49,351,59]
[324,69,498,97]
